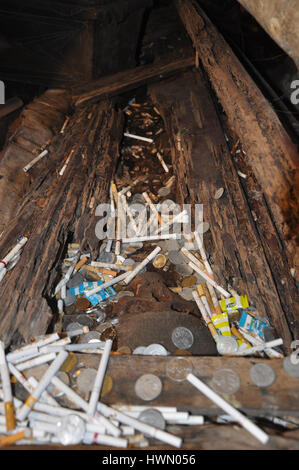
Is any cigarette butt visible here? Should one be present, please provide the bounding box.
[75,256,88,271]
[5,401,16,431]
[197,283,215,313]
[97,268,118,277]
[169,287,182,293]
[231,326,247,342]
[0,429,31,447]
[207,321,218,339]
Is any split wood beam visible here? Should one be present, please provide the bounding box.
[0,100,123,348]
[176,0,299,273]
[72,54,195,108]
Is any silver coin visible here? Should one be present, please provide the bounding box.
[131,194,145,204]
[171,327,194,350]
[178,287,194,301]
[214,188,224,200]
[78,331,101,344]
[211,369,241,395]
[283,355,299,378]
[64,289,76,307]
[66,322,82,332]
[116,291,135,299]
[76,368,97,393]
[175,264,194,277]
[168,251,187,265]
[143,344,169,356]
[75,314,95,329]
[164,239,180,251]
[196,221,210,234]
[123,258,137,268]
[166,357,193,382]
[133,346,147,355]
[138,409,166,431]
[97,251,116,263]
[216,336,239,355]
[249,363,276,388]
[56,414,86,446]
[159,199,177,214]
[135,374,163,401]
[66,272,84,289]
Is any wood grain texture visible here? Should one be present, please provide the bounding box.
[176,0,299,271]
[149,70,298,348]
[0,100,123,348]
[72,55,195,107]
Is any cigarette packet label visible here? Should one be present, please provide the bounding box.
[70,281,116,306]
[211,313,231,336]
[220,295,249,313]
[238,311,267,339]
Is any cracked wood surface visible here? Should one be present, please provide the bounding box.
[0,100,123,348]
[149,69,297,349]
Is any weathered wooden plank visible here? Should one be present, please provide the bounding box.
[148,69,298,348]
[48,354,299,417]
[0,100,123,348]
[175,0,299,272]
[71,55,195,107]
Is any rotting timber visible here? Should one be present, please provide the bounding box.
[0,8,298,452]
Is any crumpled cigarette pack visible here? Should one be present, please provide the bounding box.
[219,295,249,314]
[238,311,268,339]
[70,281,116,306]
[211,312,231,336]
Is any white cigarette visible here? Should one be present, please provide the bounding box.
[188,260,230,298]
[84,271,130,296]
[157,152,169,172]
[17,350,69,421]
[97,403,182,448]
[50,376,89,412]
[121,194,139,235]
[31,333,60,348]
[59,149,74,176]
[27,377,60,408]
[90,261,131,271]
[23,150,48,173]
[124,132,153,143]
[94,412,120,437]
[122,233,179,243]
[125,411,189,421]
[54,254,79,295]
[238,329,283,358]
[0,236,28,273]
[6,345,39,363]
[123,246,161,285]
[0,267,7,283]
[156,210,188,235]
[84,432,128,448]
[15,352,57,372]
[192,291,211,324]
[87,339,113,417]
[30,420,58,435]
[193,231,213,275]
[171,415,204,425]
[235,338,283,356]
[0,341,15,431]
[113,405,177,413]
[186,373,269,444]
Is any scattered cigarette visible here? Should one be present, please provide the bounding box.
[124,132,153,143]
[23,150,49,173]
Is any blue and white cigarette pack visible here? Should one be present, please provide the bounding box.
[70,281,116,306]
[238,311,268,339]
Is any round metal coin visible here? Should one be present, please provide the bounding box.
[214,188,224,200]
[66,272,84,289]
[78,331,101,344]
[138,409,166,431]
[181,275,197,287]
[153,254,167,269]
[66,322,82,333]
[75,314,95,329]
[76,368,97,393]
[211,368,241,395]
[101,375,113,397]
[175,264,194,277]
[168,251,187,265]
[178,287,194,301]
[216,336,239,355]
[166,357,193,382]
[143,344,169,356]
[60,352,77,373]
[47,371,70,397]
[135,374,163,401]
[133,346,147,355]
[249,363,276,388]
[75,297,92,312]
[117,346,132,355]
[171,327,194,350]
[283,355,299,378]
